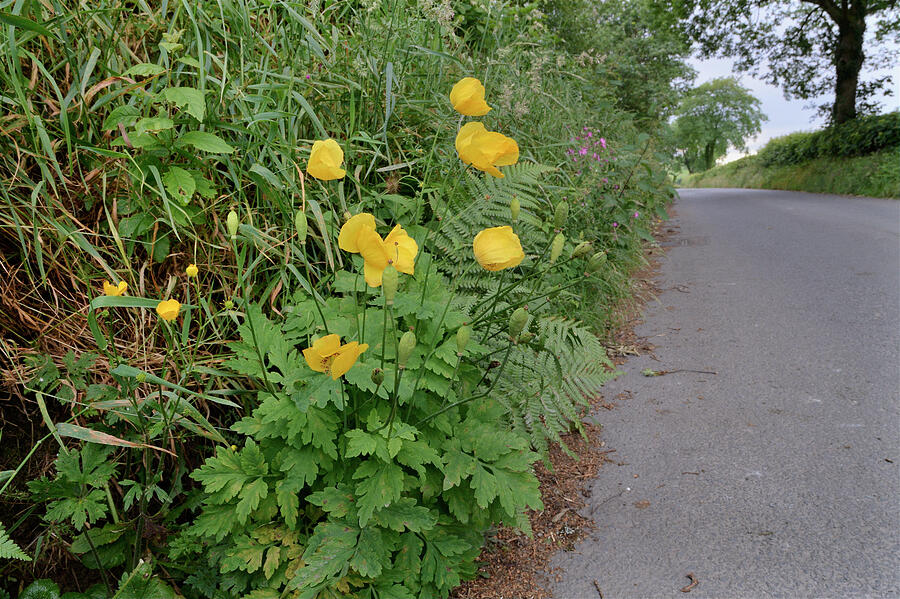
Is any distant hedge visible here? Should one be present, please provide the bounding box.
[758,112,900,167]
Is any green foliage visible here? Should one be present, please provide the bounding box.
[175,292,543,597]
[684,0,900,122]
[15,561,176,599]
[684,147,900,199]
[538,0,694,123]
[0,521,31,562]
[757,112,900,166]
[1,0,677,594]
[18,580,59,599]
[673,77,766,173]
[500,316,618,456]
[427,161,621,453]
[431,162,553,280]
[27,445,117,531]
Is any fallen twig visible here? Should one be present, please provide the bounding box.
[592,579,604,598]
[642,368,718,377]
[680,573,699,593]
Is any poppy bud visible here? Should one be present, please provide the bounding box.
[398,331,416,368]
[509,307,528,338]
[371,368,385,385]
[295,210,308,243]
[456,325,471,355]
[587,251,607,272]
[226,210,239,239]
[230,444,238,451]
[572,241,592,258]
[554,201,569,228]
[342,211,352,223]
[550,233,565,263]
[382,265,398,305]
[510,197,520,222]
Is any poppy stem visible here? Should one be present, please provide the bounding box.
[303,253,330,334]
[358,271,367,345]
[500,278,587,321]
[404,260,466,422]
[478,269,508,344]
[380,300,389,372]
[469,254,580,329]
[386,306,402,440]
[233,238,276,395]
[83,527,113,595]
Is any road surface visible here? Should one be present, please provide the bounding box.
[549,188,900,598]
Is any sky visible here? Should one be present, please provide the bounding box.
[689,50,900,164]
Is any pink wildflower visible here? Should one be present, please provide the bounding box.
[599,138,607,149]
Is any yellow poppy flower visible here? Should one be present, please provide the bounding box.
[156,299,181,322]
[186,264,199,278]
[303,334,369,380]
[455,122,519,178]
[357,225,418,287]
[450,77,492,116]
[338,214,418,287]
[307,139,346,181]
[473,226,525,271]
[102,280,127,296]
[338,213,377,253]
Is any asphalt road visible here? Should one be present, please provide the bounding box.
[549,188,900,598]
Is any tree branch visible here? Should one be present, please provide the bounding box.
[803,0,843,22]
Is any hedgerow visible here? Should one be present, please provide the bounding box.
[0,0,675,596]
[757,112,900,166]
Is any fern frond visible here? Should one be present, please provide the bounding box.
[431,162,555,262]
[494,315,616,456]
[0,521,31,562]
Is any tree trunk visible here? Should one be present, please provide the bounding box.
[832,11,866,124]
[703,142,716,171]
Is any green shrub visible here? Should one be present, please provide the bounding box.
[758,112,900,166]
[684,148,900,198]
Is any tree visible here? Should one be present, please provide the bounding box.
[538,0,695,124]
[673,77,767,172]
[683,0,900,124]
